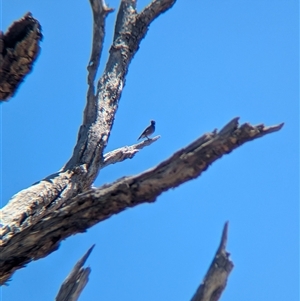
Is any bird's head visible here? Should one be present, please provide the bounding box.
[150,120,155,125]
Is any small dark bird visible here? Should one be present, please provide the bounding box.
[138,120,155,140]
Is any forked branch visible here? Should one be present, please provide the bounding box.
[0,118,283,284]
[0,0,173,248]
[0,0,177,285]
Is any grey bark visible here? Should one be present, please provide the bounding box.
[0,1,283,301]
[0,0,178,285]
[56,222,233,301]
[190,222,233,301]
[55,245,95,301]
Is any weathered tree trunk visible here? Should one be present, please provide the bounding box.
[0,0,283,300]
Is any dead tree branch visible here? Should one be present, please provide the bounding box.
[190,222,233,301]
[0,0,177,285]
[0,0,175,239]
[55,245,95,301]
[85,0,114,123]
[0,0,173,248]
[0,12,42,101]
[102,135,160,168]
[0,118,283,284]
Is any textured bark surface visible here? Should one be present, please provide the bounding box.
[55,245,94,301]
[0,12,42,101]
[190,223,233,301]
[0,0,177,285]
[0,1,284,300]
[0,118,283,284]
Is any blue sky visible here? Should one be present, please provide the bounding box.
[0,1,299,300]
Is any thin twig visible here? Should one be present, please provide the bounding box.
[102,136,160,168]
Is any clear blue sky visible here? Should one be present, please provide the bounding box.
[1,1,298,300]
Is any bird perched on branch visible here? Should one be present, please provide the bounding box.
[138,120,155,140]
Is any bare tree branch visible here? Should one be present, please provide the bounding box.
[85,0,114,124]
[0,12,42,101]
[65,0,176,177]
[0,118,283,284]
[139,0,176,25]
[190,222,233,301]
[55,245,95,301]
[102,135,160,168]
[0,3,284,299]
[0,0,178,285]
[0,0,175,245]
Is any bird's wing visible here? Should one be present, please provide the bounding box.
[138,127,149,140]
[138,131,145,140]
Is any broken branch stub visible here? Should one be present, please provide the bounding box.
[0,12,42,101]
